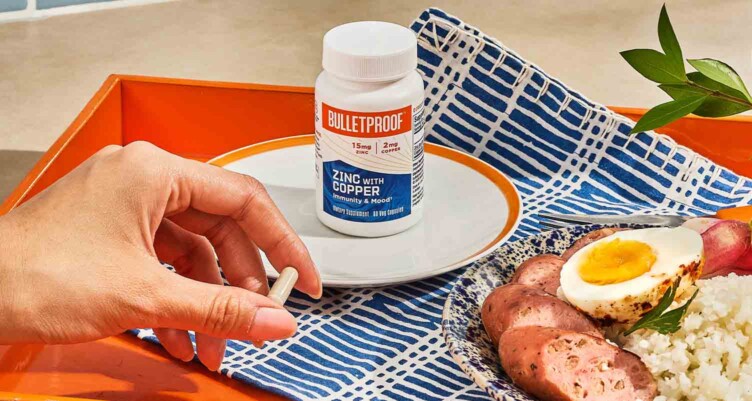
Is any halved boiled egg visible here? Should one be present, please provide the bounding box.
[560,227,703,323]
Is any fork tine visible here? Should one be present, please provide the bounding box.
[537,212,601,225]
[538,218,571,230]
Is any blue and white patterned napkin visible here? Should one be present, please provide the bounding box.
[134,8,752,401]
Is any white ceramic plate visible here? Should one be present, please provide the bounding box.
[209,135,521,287]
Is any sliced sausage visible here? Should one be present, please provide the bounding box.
[511,254,564,295]
[481,284,602,347]
[499,327,656,401]
[562,228,628,260]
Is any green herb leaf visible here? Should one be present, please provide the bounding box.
[687,71,748,98]
[621,49,686,84]
[623,278,679,336]
[692,99,751,118]
[659,83,705,99]
[653,289,699,332]
[660,82,751,117]
[630,95,706,134]
[624,278,698,336]
[688,58,752,102]
[658,4,684,73]
[685,72,751,116]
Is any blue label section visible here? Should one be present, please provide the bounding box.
[323,160,411,222]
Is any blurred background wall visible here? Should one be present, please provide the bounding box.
[0,0,171,21]
[0,0,750,198]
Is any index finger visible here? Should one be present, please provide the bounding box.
[161,153,322,299]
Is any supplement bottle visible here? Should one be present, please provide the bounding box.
[315,21,425,237]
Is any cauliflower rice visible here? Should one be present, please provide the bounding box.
[619,274,752,401]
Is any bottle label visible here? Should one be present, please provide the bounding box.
[316,102,423,223]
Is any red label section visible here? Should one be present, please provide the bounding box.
[322,103,411,138]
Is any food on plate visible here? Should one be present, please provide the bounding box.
[499,326,657,401]
[620,277,697,336]
[681,217,751,277]
[561,227,626,260]
[621,274,752,401]
[479,223,752,401]
[511,253,565,294]
[559,227,703,323]
[481,284,602,346]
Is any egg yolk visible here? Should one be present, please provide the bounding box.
[578,239,656,285]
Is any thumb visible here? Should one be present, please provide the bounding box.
[151,273,297,341]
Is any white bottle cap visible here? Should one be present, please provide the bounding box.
[322,21,418,82]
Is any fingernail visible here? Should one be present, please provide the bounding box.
[315,277,324,299]
[196,336,225,372]
[298,283,323,300]
[214,340,227,371]
[250,308,296,340]
[315,266,324,299]
[180,353,194,362]
[314,286,323,300]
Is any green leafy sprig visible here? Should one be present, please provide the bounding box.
[621,5,752,134]
[623,277,699,336]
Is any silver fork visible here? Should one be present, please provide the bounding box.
[537,212,691,230]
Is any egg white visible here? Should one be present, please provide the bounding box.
[560,227,703,323]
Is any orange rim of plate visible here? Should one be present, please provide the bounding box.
[209,135,521,268]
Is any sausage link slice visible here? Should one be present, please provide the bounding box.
[481,284,602,347]
[511,254,565,295]
[499,327,656,401]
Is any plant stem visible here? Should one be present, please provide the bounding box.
[686,81,752,107]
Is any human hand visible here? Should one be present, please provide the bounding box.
[0,141,321,371]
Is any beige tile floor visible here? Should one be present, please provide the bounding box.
[0,0,751,197]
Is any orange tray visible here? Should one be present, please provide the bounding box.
[1,75,752,401]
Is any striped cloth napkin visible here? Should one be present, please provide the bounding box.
[134,7,752,401]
